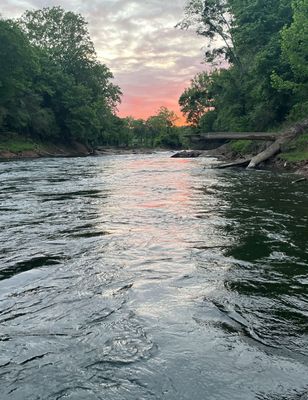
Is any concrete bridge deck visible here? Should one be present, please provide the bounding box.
[193,132,278,141]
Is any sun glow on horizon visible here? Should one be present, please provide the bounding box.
[2,0,206,128]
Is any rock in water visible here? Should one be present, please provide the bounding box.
[171,150,202,158]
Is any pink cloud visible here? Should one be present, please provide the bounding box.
[2,0,210,124]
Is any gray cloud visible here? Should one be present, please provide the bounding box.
[1,0,208,120]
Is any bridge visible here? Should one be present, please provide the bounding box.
[191,131,279,144]
[189,131,279,149]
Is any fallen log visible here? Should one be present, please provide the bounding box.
[217,159,251,169]
[247,119,308,169]
[292,177,306,184]
[247,135,290,169]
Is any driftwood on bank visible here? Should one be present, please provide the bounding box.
[247,135,290,169]
[217,158,251,169]
[247,119,308,169]
[292,177,307,184]
[211,119,308,170]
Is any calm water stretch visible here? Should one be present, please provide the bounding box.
[0,153,307,400]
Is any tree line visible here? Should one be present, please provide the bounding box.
[178,0,308,134]
[0,7,184,149]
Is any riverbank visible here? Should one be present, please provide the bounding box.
[209,137,308,176]
[173,130,308,177]
[0,135,93,159]
[1,133,307,177]
[0,135,160,160]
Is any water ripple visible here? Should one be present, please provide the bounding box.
[0,154,307,399]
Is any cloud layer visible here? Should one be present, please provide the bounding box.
[2,0,207,122]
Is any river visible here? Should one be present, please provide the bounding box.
[0,153,307,400]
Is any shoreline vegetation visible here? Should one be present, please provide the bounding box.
[1,129,307,178]
[175,0,308,174]
[0,7,187,153]
[0,134,167,160]
[1,2,307,176]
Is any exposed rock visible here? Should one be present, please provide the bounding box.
[171,150,203,158]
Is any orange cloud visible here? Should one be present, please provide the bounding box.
[115,76,204,126]
[117,91,188,125]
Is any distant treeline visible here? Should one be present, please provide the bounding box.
[0,7,185,149]
[178,0,308,133]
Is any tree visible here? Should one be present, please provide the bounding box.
[16,7,122,144]
[18,7,95,76]
[281,0,308,79]
[18,7,121,103]
[147,107,181,148]
[155,106,179,127]
[130,119,150,146]
[177,0,240,66]
[0,20,34,98]
[271,0,308,119]
[0,19,41,134]
[179,0,294,133]
[179,72,213,125]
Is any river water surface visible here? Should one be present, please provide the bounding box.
[0,153,307,400]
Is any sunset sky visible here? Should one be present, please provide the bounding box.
[2,0,207,124]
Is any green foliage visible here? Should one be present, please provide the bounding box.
[0,7,122,146]
[0,136,39,152]
[279,150,308,161]
[179,0,298,139]
[0,19,39,136]
[0,20,36,99]
[279,132,308,162]
[18,7,96,76]
[199,110,217,132]
[230,140,253,155]
[118,107,184,149]
[175,126,193,148]
[284,132,308,151]
[178,0,239,65]
[272,0,308,119]
[281,0,308,79]
[179,72,213,125]
[149,107,181,148]
[294,133,308,147]
[287,102,308,121]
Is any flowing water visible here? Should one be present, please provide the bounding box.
[0,153,307,400]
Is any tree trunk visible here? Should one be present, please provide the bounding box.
[247,136,289,169]
[292,177,306,184]
[217,159,251,169]
[247,119,308,169]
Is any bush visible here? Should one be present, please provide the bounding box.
[230,140,253,155]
